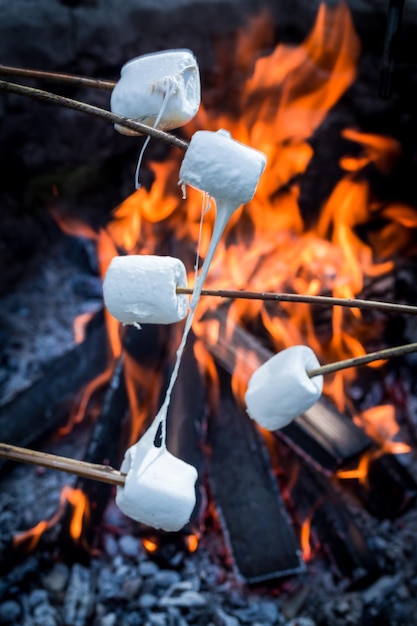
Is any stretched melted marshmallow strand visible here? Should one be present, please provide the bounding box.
[110,49,201,136]
[245,345,324,430]
[116,418,198,531]
[102,255,189,326]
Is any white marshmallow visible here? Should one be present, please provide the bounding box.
[110,49,201,136]
[245,346,323,430]
[116,423,198,531]
[103,255,189,326]
[178,129,266,205]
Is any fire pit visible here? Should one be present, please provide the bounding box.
[1,0,417,624]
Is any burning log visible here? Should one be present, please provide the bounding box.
[276,438,380,585]
[204,309,417,518]
[204,308,372,471]
[207,364,303,583]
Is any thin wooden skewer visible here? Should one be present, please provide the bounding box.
[0,64,116,90]
[0,79,189,151]
[307,341,417,378]
[0,443,126,487]
[176,286,417,316]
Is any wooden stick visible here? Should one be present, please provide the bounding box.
[307,341,417,378]
[176,287,417,316]
[0,79,189,151]
[0,64,115,90]
[0,443,126,487]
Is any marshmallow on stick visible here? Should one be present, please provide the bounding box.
[178,129,266,303]
[245,345,324,430]
[103,255,189,326]
[110,49,201,136]
[116,419,197,531]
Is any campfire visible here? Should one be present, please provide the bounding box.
[1,0,417,623]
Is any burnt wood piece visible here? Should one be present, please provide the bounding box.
[338,452,417,519]
[208,365,303,583]
[0,311,108,459]
[275,439,380,586]
[280,396,373,474]
[204,308,372,471]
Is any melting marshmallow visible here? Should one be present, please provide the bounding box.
[103,255,189,326]
[245,345,324,430]
[110,49,201,136]
[116,420,198,531]
[179,129,266,205]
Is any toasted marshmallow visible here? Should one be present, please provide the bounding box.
[116,424,197,532]
[103,255,189,326]
[178,129,266,206]
[245,345,323,430]
[110,49,201,135]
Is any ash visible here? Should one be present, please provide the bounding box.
[2,448,417,626]
[1,514,417,626]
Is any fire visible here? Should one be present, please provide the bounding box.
[46,1,417,555]
[88,1,417,441]
[13,485,89,551]
[300,515,313,562]
[142,537,158,553]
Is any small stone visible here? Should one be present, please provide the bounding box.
[122,577,142,600]
[99,614,117,626]
[29,589,49,608]
[154,570,181,589]
[42,562,69,592]
[138,593,158,609]
[103,533,119,558]
[119,535,140,558]
[0,600,21,624]
[138,561,160,577]
[147,614,168,626]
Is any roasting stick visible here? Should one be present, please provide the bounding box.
[176,287,417,316]
[307,341,417,378]
[0,64,116,90]
[1,342,416,483]
[0,79,189,151]
[0,443,126,487]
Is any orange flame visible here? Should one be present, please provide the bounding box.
[13,485,89,551]
[50,2,417,501]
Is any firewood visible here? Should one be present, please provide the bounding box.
[208,365,303,582]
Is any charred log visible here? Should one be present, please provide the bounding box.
[207,365,303,583]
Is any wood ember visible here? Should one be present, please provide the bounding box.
[208,365,303,583]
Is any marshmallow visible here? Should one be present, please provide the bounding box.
[116,422,198,531]
[245,346,323,430]
[103,255,189,326]
[110,49,201,136]
[179,129,266,205]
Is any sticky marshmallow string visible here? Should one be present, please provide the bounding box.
[134,78,177,189]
